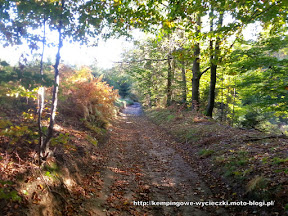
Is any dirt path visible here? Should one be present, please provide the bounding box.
[87,104,228,216]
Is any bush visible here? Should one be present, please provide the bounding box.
[240,111,264,129]
[59,66,119,125]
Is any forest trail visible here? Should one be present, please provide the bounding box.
[87,104,228,216]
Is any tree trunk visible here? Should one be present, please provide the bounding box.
[206,64,217,117]
[181,59,187,105]
[206,10,223,117]
[167,51,172,106]
[231,76,237,126]
[37,15,46,164]
[191,13,201,110]
[40,0,64,159]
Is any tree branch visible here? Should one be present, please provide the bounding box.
[200,67,210,76]
[225,4,276,51]
[114,56,174,64]
[244,134,288,142]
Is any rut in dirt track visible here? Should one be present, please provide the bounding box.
[93,103,228,216]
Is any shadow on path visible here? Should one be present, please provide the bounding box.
[94,103,229,215]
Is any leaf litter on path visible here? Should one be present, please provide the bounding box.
[98,105,228,216]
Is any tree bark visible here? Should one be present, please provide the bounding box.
[166,40,173,106]
[206,64,217,117]
[206,10,223,117]
[231,84,236,126]
[191,13,201,110]
[40,0,64,159]
[38,15,46,163]
[181,59,187,105]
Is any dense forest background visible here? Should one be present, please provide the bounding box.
[1,0,287,134]
[101,0,288,135]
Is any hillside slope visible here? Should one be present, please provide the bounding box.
[145,107,288,215]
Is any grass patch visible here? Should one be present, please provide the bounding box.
[214,155,226,164]
[43,161,59,173]
[83,120,106,135]
[86,135,98,146]
[42,161,60,180]
[223,151,250,178]
[246,175,268,193]
[199,149,215,158]
[147,109,172,124]
[0,188,21,202]
[272,157,288,164]
[180,128,202,143]
[166,114,175,122]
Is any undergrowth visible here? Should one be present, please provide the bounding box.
[145,107,288,215]
[0,65,118,215]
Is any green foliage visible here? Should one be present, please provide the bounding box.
[228,34,288,130]
[50,133,70,147]
[1,0,165,161]
[199,149,214,158]
[83,120,106,136]
[0,61,54,130]
[0,119,12,129]
[166,114,175,122]
[121,37,172,108]
[85,135,98,146]
[223,151,250,178]
[42,161,60,180]
[100,68,134,99]
[0,181,21,202]
[0,62,53,95]
[44,162,59,173]
[146,109,173,125]
[110,0,288,128]
[182,128,201,142]
[272,157,288,165]
[0,123,37,145]
[0,188,21,202]
[261,157,269,164]
[44,171,52,178]
[240,110,264,129]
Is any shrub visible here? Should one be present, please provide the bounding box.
[59,66,119,125]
